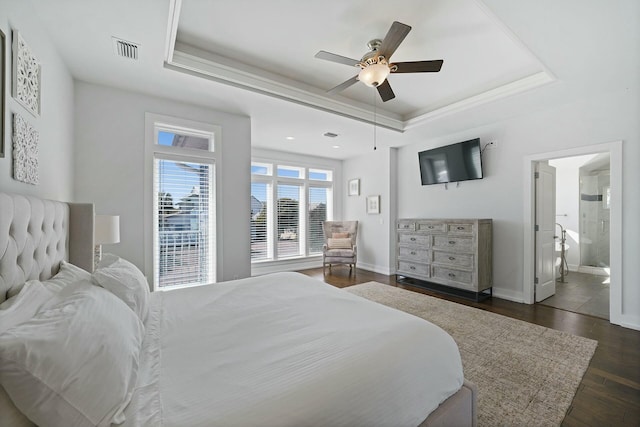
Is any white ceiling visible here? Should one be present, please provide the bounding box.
[174,0,545,120]
[29,0,637,160]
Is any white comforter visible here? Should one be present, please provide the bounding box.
[121,272,463,427]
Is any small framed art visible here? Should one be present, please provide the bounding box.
[348,178,360,196]
[367,195,380,214]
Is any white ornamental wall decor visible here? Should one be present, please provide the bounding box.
[12,30,41,117]
[13,113,39,185]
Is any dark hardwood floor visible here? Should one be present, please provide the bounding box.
[299,267,640,427]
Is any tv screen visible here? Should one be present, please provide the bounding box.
[418,138,483,185]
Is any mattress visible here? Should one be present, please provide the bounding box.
[122,272,464,427]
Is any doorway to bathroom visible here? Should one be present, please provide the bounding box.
[536,153,611,319]
[523,141,622,325]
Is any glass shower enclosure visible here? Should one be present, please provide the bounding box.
[579,155,610,269]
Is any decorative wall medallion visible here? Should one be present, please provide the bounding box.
[12,113,39,185]
[0,29,6,158]
[12,30,41,117]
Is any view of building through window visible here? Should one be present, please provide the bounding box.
[153,130,215,288]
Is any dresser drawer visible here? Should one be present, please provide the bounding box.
[399,233,431,247]
[397,221,416,231]
[416,222,447,233]
[432,266,473,288]
[433,235,473,252]
[447,223,474,234]
[397,261,430,278]
[433,251,473,268]
[398,246,430,262]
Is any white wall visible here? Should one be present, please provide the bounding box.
[74,82,251,281]
[393,88,639,327]
[0,0,75,200]
[343,147,396,274]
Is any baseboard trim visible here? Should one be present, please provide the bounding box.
[492,288,525,303]
[357,262,392,275]
[252,258,322,276]
[619,315,640,331]
[577,265,610,276]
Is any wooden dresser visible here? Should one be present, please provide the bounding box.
[396,219,493,299]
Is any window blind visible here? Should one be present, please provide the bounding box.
[277,184,302,257]
[308,186,329,254]
[251,182,270,261]
[154,158,214,288]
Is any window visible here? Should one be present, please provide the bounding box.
[145,114,220,290]
[251,162,333,262]
[308,186,331,254]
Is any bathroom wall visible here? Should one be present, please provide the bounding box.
[550,155,595,270]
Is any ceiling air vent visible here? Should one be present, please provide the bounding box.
[323,132,339,138]
[112,37,139,60]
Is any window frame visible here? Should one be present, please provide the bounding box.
[145,113,222,290]
[251,158,334,263]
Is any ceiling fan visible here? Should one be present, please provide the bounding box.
[315,21,444,102]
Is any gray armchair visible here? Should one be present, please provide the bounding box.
[322,221,358,273]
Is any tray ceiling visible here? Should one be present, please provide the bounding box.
[169,0,553,130]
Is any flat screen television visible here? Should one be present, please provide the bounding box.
[418,138,483,185]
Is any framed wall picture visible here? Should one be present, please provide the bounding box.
[0,29,5,158]
[367,195,380,214]
[348,178,360,196]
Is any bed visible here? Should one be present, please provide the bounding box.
[0,192,477,427]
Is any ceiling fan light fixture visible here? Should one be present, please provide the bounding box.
[358,62,390,87]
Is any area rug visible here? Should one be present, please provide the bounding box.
[345,282,598,427]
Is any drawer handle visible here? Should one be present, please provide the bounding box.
[410,251,417,255]
[410,266,416,270]
[403,225,409,229]
[448,273,456,277]
[427,225,434,229]
[449,240,456,244]
[448,256,455,261]
[410,237,416,241]
[457,226,465,230]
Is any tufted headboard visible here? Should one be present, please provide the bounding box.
[0,192,94,303]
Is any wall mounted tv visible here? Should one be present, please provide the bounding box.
[418,138,483,185]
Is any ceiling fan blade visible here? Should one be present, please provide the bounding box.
[378,21,412,60]
[393,60,444,73]
[315,51,360,67]
[327,75,359,94]
[376,79,395,102]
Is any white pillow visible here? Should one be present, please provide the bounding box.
[0,281,53,427]
[0,280,144,427]
[93,254,150,322]
[0,281,55,327]
[6,261,91,299]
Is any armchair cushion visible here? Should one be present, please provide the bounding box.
[327,238,352,249]
[332,232,349,238]
[325,249,356,258]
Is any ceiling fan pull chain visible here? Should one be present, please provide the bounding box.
[373,90,377,151]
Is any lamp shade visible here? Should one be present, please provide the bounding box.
[95,215,120,244]
[358,63,390,87]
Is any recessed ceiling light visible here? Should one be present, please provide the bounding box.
[332,145,340,149]
[285,136,295,140]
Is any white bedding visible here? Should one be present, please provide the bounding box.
[122,272,463,427]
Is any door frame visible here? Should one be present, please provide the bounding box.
[522,141,622,325]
